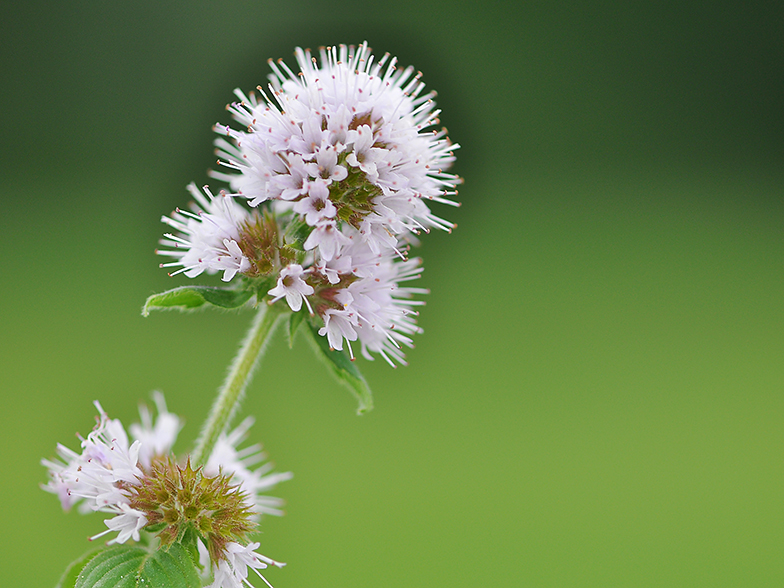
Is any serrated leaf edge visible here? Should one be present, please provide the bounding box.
[55,549,102,588]
[75,546,147,588]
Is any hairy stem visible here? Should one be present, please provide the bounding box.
[192,304,284,464]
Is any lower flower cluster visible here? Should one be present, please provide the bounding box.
[42,394,290,588]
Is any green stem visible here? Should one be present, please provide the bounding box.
[192,304,284,464]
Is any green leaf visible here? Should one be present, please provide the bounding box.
[56,550,100,588]
[138,544,201,588]
[305,322,374,414]
[73,543,201,588]
[142,286,253,316]
[287,310,306,348]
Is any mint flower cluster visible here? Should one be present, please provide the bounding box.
[158,42,460,366]
[43,42,458,588]
[43,395,290,588]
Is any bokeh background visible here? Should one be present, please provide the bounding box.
[2,1,783,586]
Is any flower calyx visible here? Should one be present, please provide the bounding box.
[129,457,255,565]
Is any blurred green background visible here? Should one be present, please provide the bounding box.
[1,1,783,586]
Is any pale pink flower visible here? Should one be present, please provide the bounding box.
[267,264,315,313]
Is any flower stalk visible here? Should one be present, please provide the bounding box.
[192,304,284,465]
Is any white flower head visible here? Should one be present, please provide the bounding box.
[303,218,351,261]
[213,42,460,264]
[156,43,458,367]
[318,308,358,354]
[43,395,290,568]
[311,240,425,366]
[207,542,284,588]
[267,264,315,314]
[41,401,147,543]
[348,255,426,367]
[292,179,337,226]
[158,183,251,281]
[101,502,148,545]
[315,253,353,285]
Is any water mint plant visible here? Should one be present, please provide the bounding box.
[43,42,459,588]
